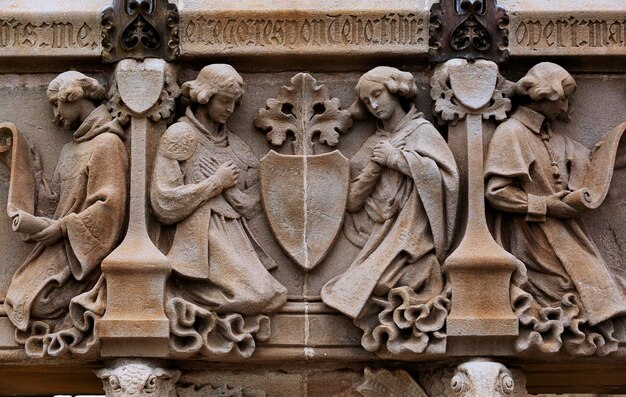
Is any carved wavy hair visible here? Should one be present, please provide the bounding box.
[46,71,106,105]
[349,66,418,120]
[181,64,244,105]
[516,62,576,101]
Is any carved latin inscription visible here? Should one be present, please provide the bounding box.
[509,14,626,55]
[182,13,427,55]
[0,19,99,51]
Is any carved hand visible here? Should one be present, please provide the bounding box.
[214,161,240,190]
[371,140,396,166]
[30,218,64,246]
[546,191,579,218]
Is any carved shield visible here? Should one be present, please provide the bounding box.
[115,58,165,114]
[449,60,498,110]
[260,150,349,271]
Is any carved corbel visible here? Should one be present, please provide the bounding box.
[95,359,180,397]
[99,58,179,357]
[420,359,527,397]
[430,59,520,352]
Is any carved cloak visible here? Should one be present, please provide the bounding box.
[321,108,459,319]
[4,105,128,331]
[485,106,626,327]
[151,107,287,316]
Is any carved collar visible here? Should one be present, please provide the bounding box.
[182,106,228,147]
[73,105,123,143]
[511,106,545,135]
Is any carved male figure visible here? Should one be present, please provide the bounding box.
[485,62,626,353]
[151,64,287,356]
[3,71,128,353]
[322,67,459,353]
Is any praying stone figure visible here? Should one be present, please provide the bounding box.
[321,67,459,354]
[150,64,287,358]
[3,71,128,357]
[485,62,626,355]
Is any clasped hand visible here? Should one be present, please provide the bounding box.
[371,140,396,166]
[214,161,239,189]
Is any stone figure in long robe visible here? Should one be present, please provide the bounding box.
[321,67,459,354]
[3,71,128,357]
[485,62,626,355]
[150,64,287,358]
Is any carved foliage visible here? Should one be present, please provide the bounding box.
[255,73,352,155]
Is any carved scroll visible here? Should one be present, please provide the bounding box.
[0,122,40,232]
[562,122,626,211]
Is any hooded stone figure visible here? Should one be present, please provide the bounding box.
[150,64,287,357]
[3,71,128,356]
[485,62,626,355]
[321,67,459,354]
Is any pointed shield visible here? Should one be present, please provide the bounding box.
[115,58,165,115]
[449,60,498,110]
[260,150,349,271]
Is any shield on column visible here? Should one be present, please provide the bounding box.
[260,150,349,271]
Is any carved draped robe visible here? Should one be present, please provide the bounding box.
[322,107,459,320]
[151,107,287,316]
[4,105,128,332]
[485,106,626,327]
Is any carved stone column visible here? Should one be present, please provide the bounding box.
[99,58,176,357]
[430,59,520,352]
[95,359,180,397]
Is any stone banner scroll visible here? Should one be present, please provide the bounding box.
[562,122,626,211]
[0,122,42,234]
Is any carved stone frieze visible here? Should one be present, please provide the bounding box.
[95,360,181,397]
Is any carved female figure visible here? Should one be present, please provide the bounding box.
[151,64,287,356]
[321,67,459,353]
[3,71,128,356]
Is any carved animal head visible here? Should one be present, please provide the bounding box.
[95,362,181,397]
[451,361,516,397]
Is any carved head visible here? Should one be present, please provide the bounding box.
[182,64,244,124]
[350,66,417,121]
[46,71,106,129]
[451,361,516,397]
[516,62,576,121]
[95,362,181,397]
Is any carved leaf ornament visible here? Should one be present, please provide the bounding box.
[255,73,352,156]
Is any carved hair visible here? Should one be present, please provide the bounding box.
[516,62,576,101]
[46,71,106,106]
[349,66,418,120]
[181,64,244,105]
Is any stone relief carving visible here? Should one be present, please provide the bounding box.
[150,64,287,358]
[321,67,459,355]
[254,72,353,271]
[0,71,129,357]
[484,62,626,355]
[338,367,430,397]
[95,360,181,397]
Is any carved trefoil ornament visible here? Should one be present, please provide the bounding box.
[255,73,353,271]
[429,0,509,63]
[102,0,180,62]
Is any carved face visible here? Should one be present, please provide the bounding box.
[95,363,181,397]
[536,96,570,122]
[206,91,239,124]
[358,80,401,122]
[53,98,85,130]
